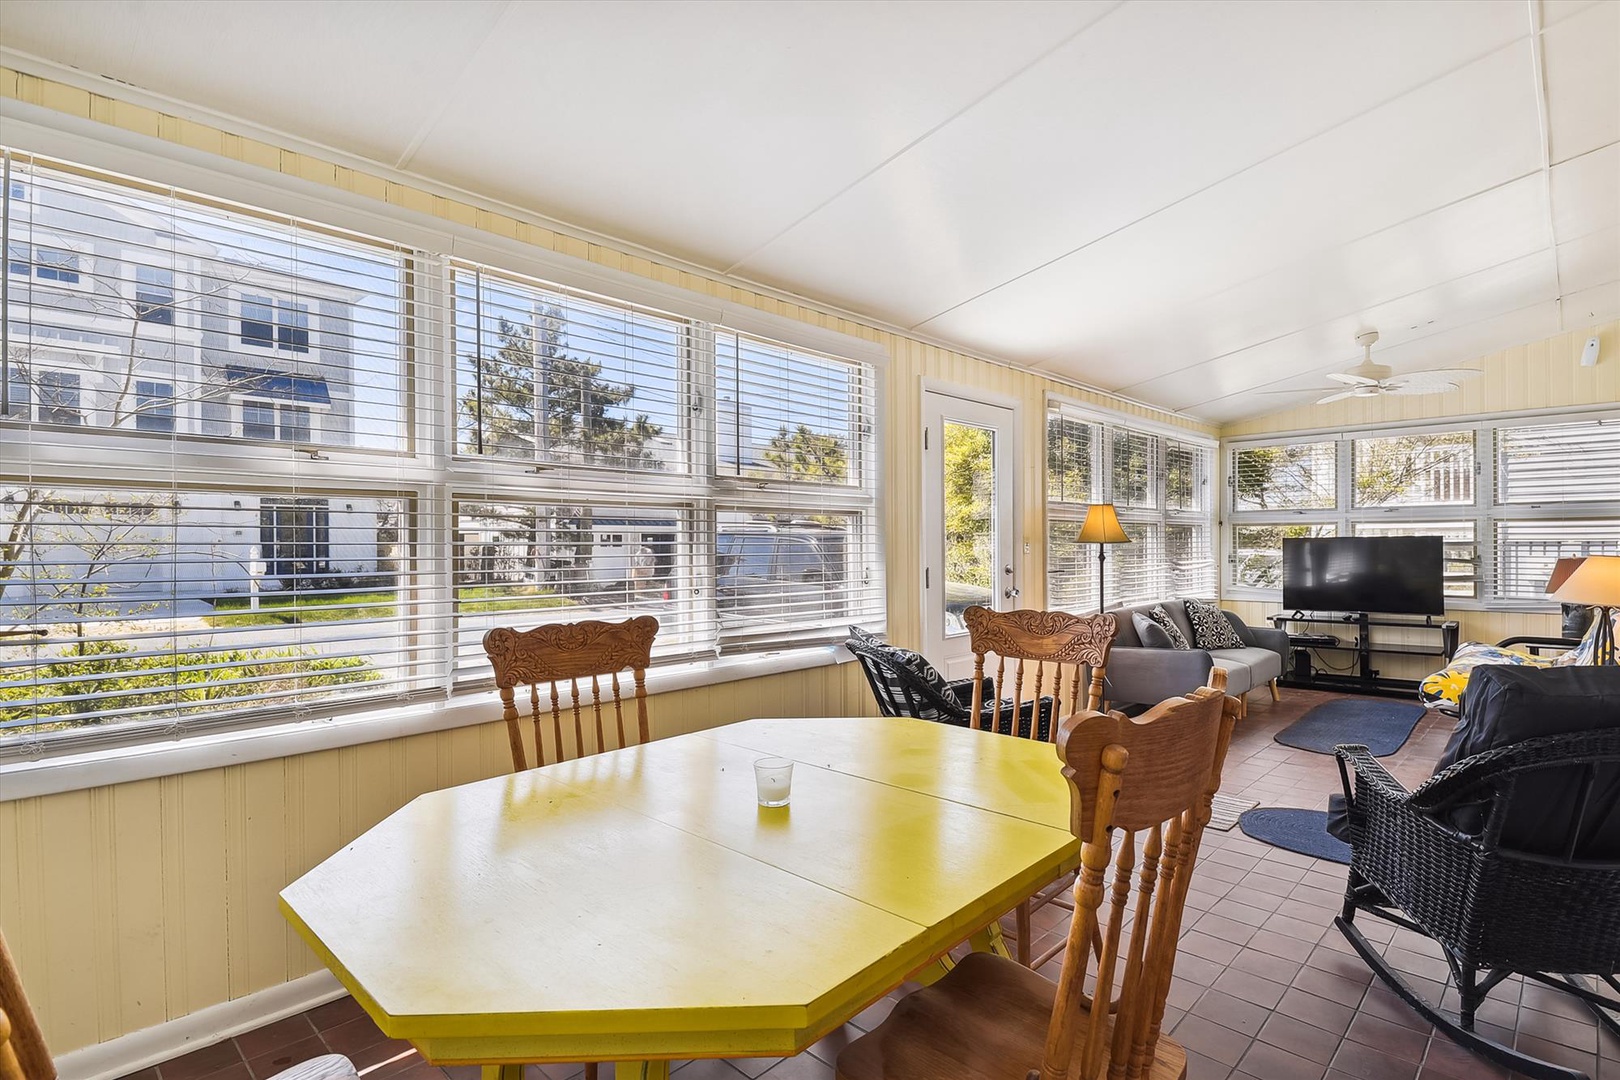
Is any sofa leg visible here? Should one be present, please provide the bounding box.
[1269,678,1281,702]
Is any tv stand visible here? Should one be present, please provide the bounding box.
[1268,612,1460,699]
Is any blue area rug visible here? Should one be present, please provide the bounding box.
[1274,697,1427,757]
[1238,808,1351,865]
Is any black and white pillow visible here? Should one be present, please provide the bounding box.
[849,626,955,700]
[1145,605,1191,649]
[1183,598,1244,650]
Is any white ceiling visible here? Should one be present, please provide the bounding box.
[3,0,1617,423]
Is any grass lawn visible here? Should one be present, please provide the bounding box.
[457,584,577,615]
[205,590,398,626]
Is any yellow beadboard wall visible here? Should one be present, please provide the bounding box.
[1221,321,1620,438]
[0,67,1215,1057]
[1219,320,1620,674]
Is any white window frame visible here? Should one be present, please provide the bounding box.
[1044,395,1218,610]
[0,130,888,776]
[1223,406,1620,611]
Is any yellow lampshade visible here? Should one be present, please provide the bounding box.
[1077,503,1132,545]
[1545,556,1586,594]
[1552,555,1620,607]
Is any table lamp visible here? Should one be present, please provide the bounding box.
[1077,503,1131,615]
[1551,554,1620,665]
[1544,557,1591,639]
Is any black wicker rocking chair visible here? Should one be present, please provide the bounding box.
[1335,723,1620,1080]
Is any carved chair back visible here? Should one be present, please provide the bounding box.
[1035,669,1239,1080]
[482,616,659,770]
[0,929,52,1080]
[963,606,1117,741]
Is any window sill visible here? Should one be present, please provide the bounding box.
[0,644,853,801]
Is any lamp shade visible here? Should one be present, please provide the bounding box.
[1552,555,1620,607]
[1077,503,1132,545]
[1545,556,1586,594]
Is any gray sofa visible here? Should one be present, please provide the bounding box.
[1103,600,1288,710]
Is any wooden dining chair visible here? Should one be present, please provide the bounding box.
[483,615,660,1080]
[837,670,1240,1080]
[483,616,660,771]
[963,606,1118,965]
[0,929,54,1080]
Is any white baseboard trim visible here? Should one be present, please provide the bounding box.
[54,971,347,1080]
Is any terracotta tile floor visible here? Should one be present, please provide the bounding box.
[117,690,1619,1080]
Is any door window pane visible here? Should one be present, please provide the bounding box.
[942,421,995,635]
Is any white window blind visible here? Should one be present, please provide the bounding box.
[1497,419,1620,504]
[1231,441,1336,511]
[1045,404,1215,611]
[0,150,884,754]
[1495,519,1620,600]
[1351,431,1475,508]
[1230,523,1336,589]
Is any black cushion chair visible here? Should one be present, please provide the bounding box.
[1334,665,1620,1080]
[844,627,1054,739]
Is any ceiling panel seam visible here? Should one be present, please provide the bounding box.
[392,0,515,171]
[717,0,1130,278]
[906,33,1542,334]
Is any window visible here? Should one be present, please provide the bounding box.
[134,380,175,433]
[1497,419,1620,504]
[134,266,175,324]
[6,243,26,276]
[277,300,310,352]
[260,499,333,583]
[1230,523,1336,590]
[1045,404,1216,610]
[1353,521,1478,598]
[1232,441,1336,511]
[1352,432,1474,507]
[242,400,312,443]
[1495,519,1620,600]
[34,247,80,283]
[1230,414,1620,606]
[38,371,81,425]
[240,295,275,347]
[0,150,886,755]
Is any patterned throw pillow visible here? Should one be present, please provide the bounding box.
[1145,605,1191,649]
[848,625,955,701]
[1183,598,1244,650]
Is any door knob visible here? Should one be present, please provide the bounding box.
[1004,587,1020,600]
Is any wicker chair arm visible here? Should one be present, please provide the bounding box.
[1334,744,1411,805]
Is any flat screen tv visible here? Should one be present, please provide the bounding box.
[1281,536,1445,616]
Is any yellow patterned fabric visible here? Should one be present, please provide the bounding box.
[1419,610,1614,713]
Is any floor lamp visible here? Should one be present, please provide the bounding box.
[1078,503,1131,615]
[1552,554,1620,665]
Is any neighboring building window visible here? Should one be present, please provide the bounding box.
[135,267,175,324]
[3,371,29,418]
[33,248,80,283]
[1045,404,1216,610]
[134,380,176,433]
[6,243,26,276]
[260,498,332,585]
[277,300,310,352]
[241,400,310,442]
[240,295,275,347]
[38,371,82,425]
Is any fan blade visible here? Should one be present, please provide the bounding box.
[1384,380,1459,396]
[1316,389,1367,404]
[1326,372,1380,386]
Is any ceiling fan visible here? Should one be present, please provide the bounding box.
[1282,331,1483,405]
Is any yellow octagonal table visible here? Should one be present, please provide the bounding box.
[280,715,1078,1080]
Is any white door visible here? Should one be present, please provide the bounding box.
[921,390,1019,680]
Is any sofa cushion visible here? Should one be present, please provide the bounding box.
[1145,605,1191,649]
[1132,611,1175,649]
[1211,646,1282,689]
[1185,598,1244,650]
